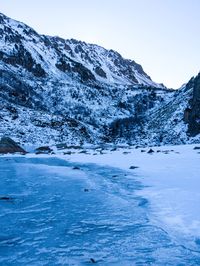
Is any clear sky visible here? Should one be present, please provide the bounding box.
[1,0,200,88]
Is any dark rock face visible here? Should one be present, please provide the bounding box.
[55,55,96,83]
[0,137,26,154]
[1,46,46,78]
[184,73,200,136]
[94,66,107,78]
[55,56,71,72]
[0,70,46,110]
[73,62,96,82]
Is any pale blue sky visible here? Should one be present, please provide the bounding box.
[1,0,200,88]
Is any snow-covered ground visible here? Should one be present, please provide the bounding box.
[58,144,200,250]
[0,144,200,265]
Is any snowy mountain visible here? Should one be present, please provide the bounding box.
[0,12,199,146]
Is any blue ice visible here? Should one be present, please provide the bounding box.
[0,157,200,265]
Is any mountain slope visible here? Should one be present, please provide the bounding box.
[0,12,162,88]
[0,12,199,146]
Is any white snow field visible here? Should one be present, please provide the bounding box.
[0,144,200,265]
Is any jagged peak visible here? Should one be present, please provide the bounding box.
[0,11,164,88]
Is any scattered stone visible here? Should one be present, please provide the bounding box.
[35,146,53,154]
[112,175,118,178]
[95,148,102,152]
[0,137,26,154]
[63,151,72,155]
[123,151,130,154]
[147,148,154,154]
[73,166,80,170]
[129,166,139,170]
[135,145,140,149]
[141,149,146,152]
[56,143,67,150]
[163,151,169,154]
[84,188,89,192]
[138,198,148,207]
[0,196,12,201]
[110,148,117,151]
[160,150,173,154]
[157,150,161,153]
[194,146,200,150]
[56,144,81,150]
[90,258,96,264]
[79,150,87,154]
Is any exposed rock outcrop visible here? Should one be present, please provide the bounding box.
[184,73,200,136]
[0,137,26,154]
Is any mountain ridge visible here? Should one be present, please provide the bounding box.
[0,12,165,88]
[0,12,199,146]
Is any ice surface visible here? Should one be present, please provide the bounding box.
[62,144,200,251]
[1,151,200,265]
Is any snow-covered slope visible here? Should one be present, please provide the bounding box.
[0,12,199,146]
[145,75,200,145]
[0,12,162,88]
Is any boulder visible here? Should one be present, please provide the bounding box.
[35,146,53,154]
[0,137,26,154]
[147,148,154,154]
[194,146,200,150]
[73,166,81,170]
[129,166,139,169]
[90,258,97,264]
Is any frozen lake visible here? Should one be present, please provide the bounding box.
[0,156,200,265]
